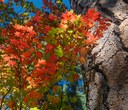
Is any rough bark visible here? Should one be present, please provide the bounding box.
[70,0,128,110]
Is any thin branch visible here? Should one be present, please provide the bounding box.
[0,88,11,109]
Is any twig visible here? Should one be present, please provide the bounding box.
[0,88,11,109]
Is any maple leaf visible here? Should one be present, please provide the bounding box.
[27,77,36,87]
[29,91,39,98]
[37,43,42,50]
[1,29,6,36]
[85,8,101,21]
[38,59,47,65]
[44,76,51,82]
[10,39,19,46]
[86,35,98,45]
[55,45,63,57]
[8,101,16,108]
[35,51,42,59]
[73,47,80,55]
[14,0,19,3]
[49,14,57,21]
[73,74,79,81]
[33,15,42,22]
[35,59,47,68]
[95,29,103,38]
[0,6,110,108]
[27,26,37,35]
[31,70,41,78]
[48,54,57,63]
[61,10,76,23]
[21,52,31,59]
[14,24,24,30]
[52,85,61,93]
[44,25,52,34]
[5,46,14,54]
[35,78,41,84]
[36,68,44,75]
[83,31,91,38]
[46,63,57,74]
[0,0,4,2]
[20,40,29,48]
[99,25,108,31]
[45,44,54,53]
[14,32,21,37]
[8,60,16,67]
[80,47,88,57]
[23,97,28,103]
[59,23,68,29]
[78,57,86,64]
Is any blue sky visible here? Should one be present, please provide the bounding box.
[4,0,70,17]
[62,0,70,9]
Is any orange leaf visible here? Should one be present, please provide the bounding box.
[85,8,101,21]
[0,0,4,2]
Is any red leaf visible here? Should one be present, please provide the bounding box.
[0,0,4,3]
[49,14,56,21]
[85,8,101,21]
[48,54,57,63]
[20,40,29,48]
[38,59,47,65]
[10,39,19,46]
[44,25,52,34]
[45,44,54,53]
[27,26,37,35]
[86,35,98,45]
[73,74,79,81]
[9,60,16,67]
[33,15,42,22]
[61,10,76,23]
[35,59,47,68]
[5,46,14,54]
[35,51,42,59]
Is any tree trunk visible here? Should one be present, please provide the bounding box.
[70,0,128,109]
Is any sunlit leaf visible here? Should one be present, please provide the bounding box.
[55,45,64,57]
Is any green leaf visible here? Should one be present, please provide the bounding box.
[55,45,63,57]
[66,71,76,82]
[48,28,57,37]
[57,28,64,34]
[22,12,29,16]
[70,96,77,103]
[30,107,39,110]
[56,0,62,4]
[67,30,73,34]
[65,105,73,110]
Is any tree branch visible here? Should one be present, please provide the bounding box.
[0,87,11,109]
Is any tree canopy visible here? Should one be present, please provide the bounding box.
[0,0,110,109]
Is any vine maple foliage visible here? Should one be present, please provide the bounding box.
[0,0,4,3]
[0,0,110,109]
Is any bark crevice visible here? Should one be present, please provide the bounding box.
[71,0,128,109]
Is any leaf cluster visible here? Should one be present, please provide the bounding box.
[0,0,110,109]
